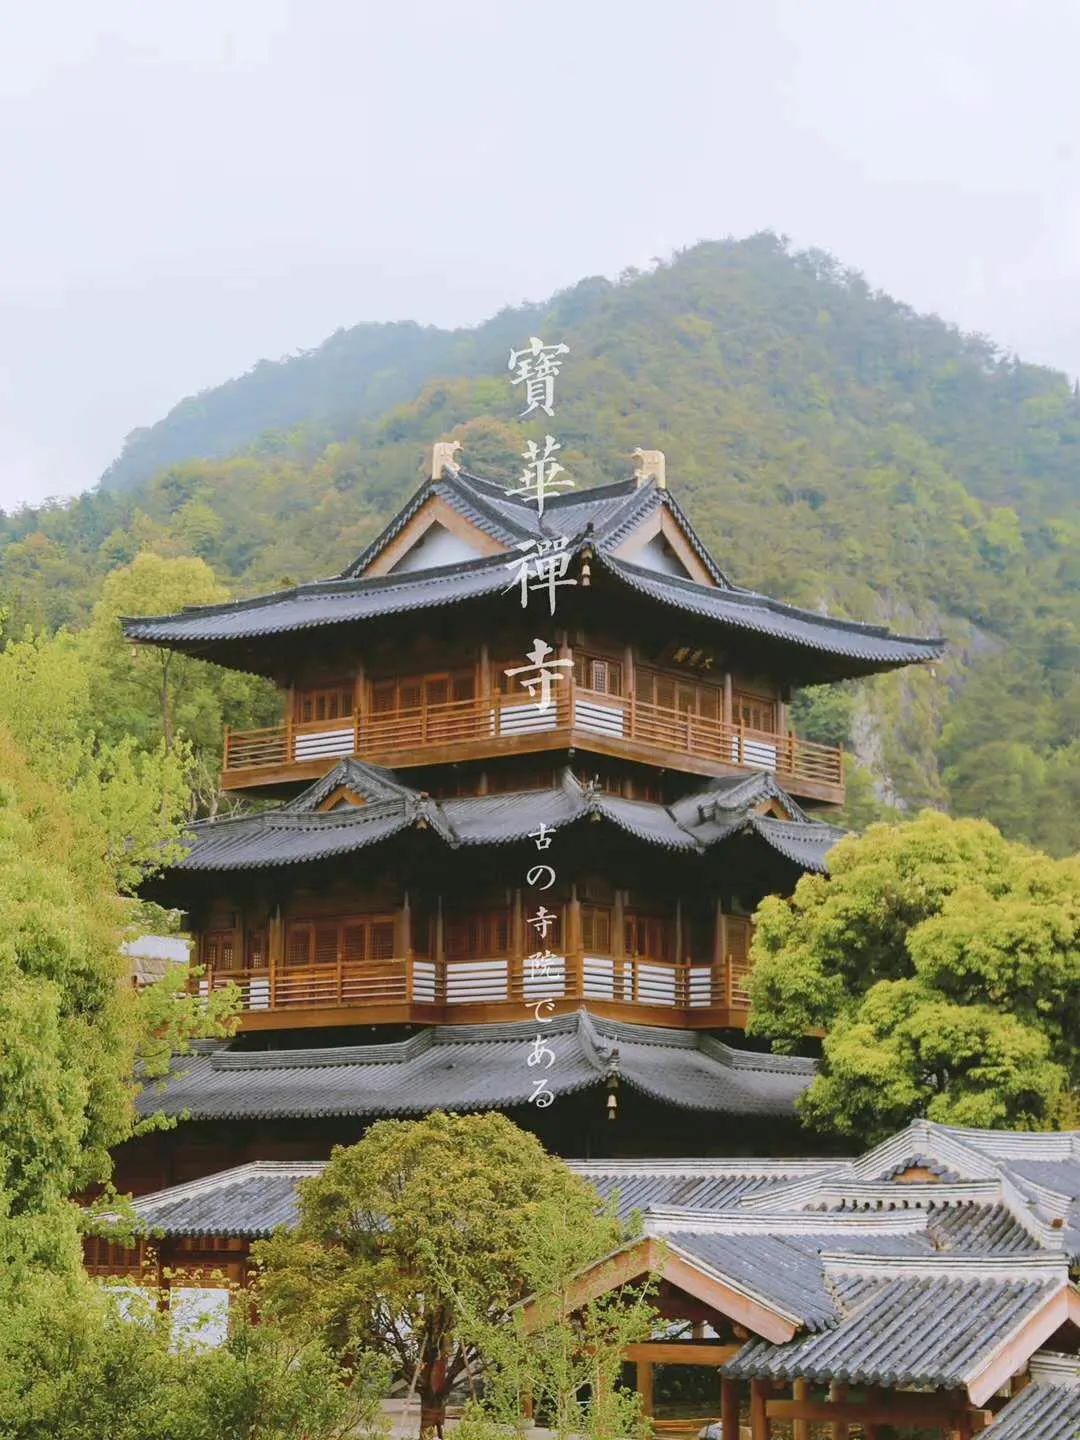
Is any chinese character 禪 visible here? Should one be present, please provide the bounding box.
[504,537,577,615]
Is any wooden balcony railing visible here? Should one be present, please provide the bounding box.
[222,681,844,801]
[197,950,755,1028]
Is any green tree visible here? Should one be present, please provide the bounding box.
[255,1111,632,1438]
[0,1275,387,1440]
[86,552,279,811]
[451,1194,654,1440]
[748,811,1078,1141]
[0,721,235,1282]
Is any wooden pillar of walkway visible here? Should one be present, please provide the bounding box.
[749,1379,770,1439]
[791,1379,810,1440]
[720,1378,740,1440]
[636,1360,654,1420]
[829,1382,849,1440]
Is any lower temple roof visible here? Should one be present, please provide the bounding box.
[137,1009,817,1124]
[169,761,845,874]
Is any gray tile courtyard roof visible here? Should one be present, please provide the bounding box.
[136,1009,817,1126]
[737,1119,1080,1259]
[723,1253,1071,1392]
[123,470,943,676]
[169,761,844,874]
[983,1353,1080,1439]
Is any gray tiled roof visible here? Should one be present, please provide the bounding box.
[741,1119,1080,1260]
[983,1353,1080,1439]
[654,1222,936,1331]
[123,471,943,674]
[170,762,842,873]
[724,1254,1069,1390]
[573,1159,838,1215]
[136,1010,816,1125]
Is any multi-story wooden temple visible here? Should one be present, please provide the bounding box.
[115,445,945,1190]
[98,447,1080,1436]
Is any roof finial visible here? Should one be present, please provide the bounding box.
[431,440,462,480]
[632,447,666,490]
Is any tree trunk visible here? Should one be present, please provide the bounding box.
[418,1350,450,1438]
[161,655,174,751]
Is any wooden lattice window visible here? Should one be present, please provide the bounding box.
[371,671,475,714]
[624,913,673,964]
[733,692,777,734]
[295,685,354,723]
[285,917,397,968]
[572,652,623,696]
[203,931,237,971]
[580,904,613,953]
[444,910,512,960]
[636,668,722,720]
[245,930,267,968]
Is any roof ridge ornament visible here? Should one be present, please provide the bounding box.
[431,439,462,480]
[632,447,666,490]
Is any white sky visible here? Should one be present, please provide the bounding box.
[2,0,1079,509]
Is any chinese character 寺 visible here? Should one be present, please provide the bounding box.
[504,639,572,714]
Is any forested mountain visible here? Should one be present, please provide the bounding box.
[2,235,1077,851]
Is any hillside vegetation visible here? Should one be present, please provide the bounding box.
[1,235,1076,850]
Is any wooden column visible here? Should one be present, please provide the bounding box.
[267,906,283,1010]
[566,885,583,995]
[636,1360,654,1420]
[722,672,733,727]
[478,641,490,698]
[397,890,412,957]
[829,1382,849,1440]
[353,662,365,754]
[566,885,582,952]
[749,1379,770,1440]
[792,1379,810,1440]
[511,887,525,1000]
[714,899,730,1007]
[434,895,446,1003]
[613,887,626,1002]
[720,1378,740,1440]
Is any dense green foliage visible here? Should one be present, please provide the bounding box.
[255,1111,633,1437]
[0,1277,386,1440]
[0,612,237,1282]
[747,811,1078,1141]
[1,236,1077,844]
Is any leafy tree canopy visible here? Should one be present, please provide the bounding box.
[255,1111,631,1436]
[747,811,1078,1141]
[0,1274,387,1440]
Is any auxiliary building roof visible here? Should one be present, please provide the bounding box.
[123,469,943,679]
[982,1352,1080,1439]
[113,1118,1080,1407]
[167,761,845,875]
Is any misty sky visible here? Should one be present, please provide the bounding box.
[3,0,1080,509]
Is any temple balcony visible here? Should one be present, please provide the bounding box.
[221,678,844,805]
[194,911,757,1033]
